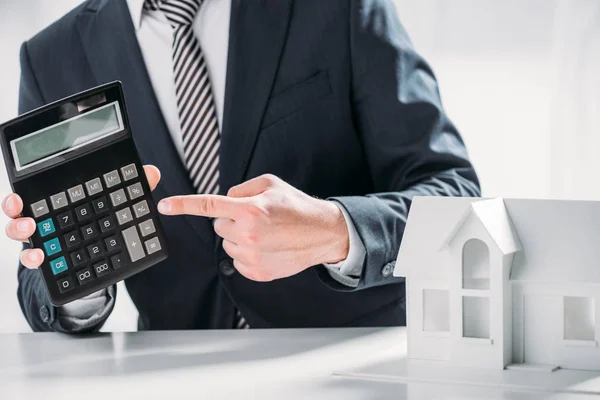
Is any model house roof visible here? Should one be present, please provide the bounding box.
[395,196,600,284]
[440,198,522,255]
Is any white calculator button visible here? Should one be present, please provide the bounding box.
[110,189,127,207]
[144,237,162,255]
[31,199,49,218]
[85,178,103,196]
[103,170,121,188]
[116,207,133,226]
[67,185,86,203]
[50,192,68,210]
[138,219,156,237]
[120,164,138,181]
[127,182,144,200]
[122,226,145,262]
[133,200,150,219]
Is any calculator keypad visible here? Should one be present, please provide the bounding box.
[127,182,144,201]
[139,219,156,237]
[116,207,133,225]
[122,226,145,262]
[120,164,138,181]
[110,189,127,207]
[85,178,103,196]
[57,210,75,229]
[37,218,56,237]
[31,199,49,218]
[103,170,121,188]
[58,276,74,293]
[75,203,93,222]
[50,192,68,210]
[30,164,163,296]
[68,185,86,203]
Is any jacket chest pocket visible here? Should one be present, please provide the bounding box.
[261,70,332,130]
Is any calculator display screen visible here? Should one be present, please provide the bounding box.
[10,102,123,171]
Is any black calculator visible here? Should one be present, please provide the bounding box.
[0,82,168,306]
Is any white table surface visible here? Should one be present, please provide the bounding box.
[0,327,596,400]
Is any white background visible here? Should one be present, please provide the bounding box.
[0,0,598,333]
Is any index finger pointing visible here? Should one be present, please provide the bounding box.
[158,194,244,219]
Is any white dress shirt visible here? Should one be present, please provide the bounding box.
[58,0,366,327]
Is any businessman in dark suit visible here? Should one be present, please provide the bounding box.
[3,0,479,332]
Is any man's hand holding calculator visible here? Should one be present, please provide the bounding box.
[3,165,161,269]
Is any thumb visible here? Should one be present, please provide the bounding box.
[143,165,161,192]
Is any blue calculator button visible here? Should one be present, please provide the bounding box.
[37,218,55,237]
[49,256,68,275]
[43,238,62,256]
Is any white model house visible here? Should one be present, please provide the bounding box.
[394,196,600,371]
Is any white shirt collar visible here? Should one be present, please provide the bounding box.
[126,0,146,31]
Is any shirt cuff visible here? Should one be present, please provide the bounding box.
[57,286,115,332]
[323,201,366,288]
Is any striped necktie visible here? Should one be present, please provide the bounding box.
[146,0,220,194]
[145,0,249,329]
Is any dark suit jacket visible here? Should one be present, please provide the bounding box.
[17,0,480,332]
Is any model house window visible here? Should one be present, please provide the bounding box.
[423,289,450,332]
[463,296,490,338]
[462,239,490,290]
[564,296,595,341]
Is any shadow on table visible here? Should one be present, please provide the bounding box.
[320,376,592,400]
[330,357,600,399]
[8,328,387,378]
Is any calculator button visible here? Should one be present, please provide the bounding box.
[110,189,127,207]
[81,223,99,240]
[144,237,162,255]
[37,218,55,237]
[50,192,68,210]
[67,185,86,203]
[104,235,121,252]
[127,182,144,200]
[70,248,88,267]
[43,238,62,256]
[31,199,49,218]
[111,253,127,269]
[92,196,109,214]
[87,241,104,259]
[138,219,156,237]
[75,203,93,222]
[103,170,121,188]
[57,276,74,293]
[122,226,145,262]
[49,256,68,275]
[57,210,75,229]
[120,164,139,181]
[63,230,82,248]
[76,267,94,285]
[93,260,111,277]
[85,178,103,196]
[116,207,133,225]
[133,200,150,219]
[99,215,116,233]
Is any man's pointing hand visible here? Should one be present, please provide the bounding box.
[157,174,349,282]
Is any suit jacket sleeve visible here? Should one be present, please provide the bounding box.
[323,0,480,290]
[16,41,115,332]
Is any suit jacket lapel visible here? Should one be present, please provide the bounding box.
[219,0,294,194]
[76,0,214,246]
